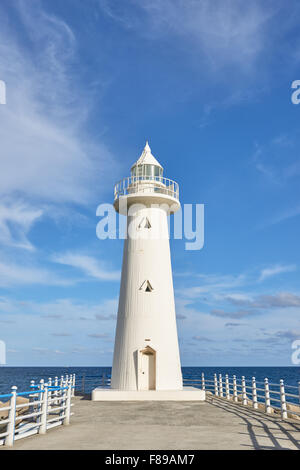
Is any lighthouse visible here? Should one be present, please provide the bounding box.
[92,142,205,400]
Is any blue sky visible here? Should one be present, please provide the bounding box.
[0,0,299,366]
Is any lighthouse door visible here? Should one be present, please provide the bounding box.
[139,347,156,390]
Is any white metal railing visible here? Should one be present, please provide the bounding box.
[114,176,179,201]
[0,373,75,447]
[183,373,300,420]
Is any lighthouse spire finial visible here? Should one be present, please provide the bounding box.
[131,140,163,169]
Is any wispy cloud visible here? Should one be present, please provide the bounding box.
[0,199,43,251]
[192,335,213,342]
[0,0,115,207]
[253,132,300,186]
[0,296,118,362]
[99,0,297,76]
[53,252,120,281]
[36,298,118,320]
[255,293,300,308]
[258,264,297,282]
[222,294,253,306]
[0,257,75,287]
[96,313,117,321]
[225,292,300,309]
[210,308,257,319]
[178,273,245,299]
[0,296,117,321]
[262,204,300,227]
[274,329,300,341]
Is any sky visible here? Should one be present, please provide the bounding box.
[0,0,300,367]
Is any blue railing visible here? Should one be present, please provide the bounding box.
[0,374,75,447]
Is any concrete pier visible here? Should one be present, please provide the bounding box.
[5,395,300,450]
[91,387,205,401]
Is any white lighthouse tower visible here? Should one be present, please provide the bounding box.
[92,142,205,401]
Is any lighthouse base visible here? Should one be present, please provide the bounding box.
[91,387,205,401]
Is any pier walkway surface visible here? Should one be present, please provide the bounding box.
[5,395,300,450]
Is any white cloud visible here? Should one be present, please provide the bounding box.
[0,0,115,207]
[210,308,257,319]
[222,293,254,305]
[275,329,300,340]
[178,273,245,299]
[53,252,120,281]
[0,295,117,323]
[99,0,284,73]
[0,257,75,287]
[0,199,43,250]
[253,132,300,194]
[262,204,300,227]
[255,293,300,308]
[0,296,117,363]
[259,264,296,282]
[221,291,300,309]
[35,297,118,321]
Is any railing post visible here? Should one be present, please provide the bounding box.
[29,380,36,416]
[72,374,76,397]
[39,383,49,434]
[219,374,223,398]
[37,379,44,426]
[233,375,238,402]
[298,381,300,405]
[225,374,230,400]
[214,373,219,396]
[48,377,52,404]
[60,376,64,402]
[264,378,271,414]
[5,386,17,447]
[60,380,67,423]
[54,376,58,404]
[252,377,258,409]
[280,379,288,420]
[201,372,205,391]
[64,379,72,425]
[242,376,247,405]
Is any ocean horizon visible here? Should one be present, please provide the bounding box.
[1,366,299,398]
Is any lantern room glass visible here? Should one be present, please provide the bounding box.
[131,164,163,179]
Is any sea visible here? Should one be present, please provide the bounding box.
[0,366,299,402]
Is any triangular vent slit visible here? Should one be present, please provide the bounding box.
[138,217,151,229]
[144,218,151,229]
[139,280,154,292]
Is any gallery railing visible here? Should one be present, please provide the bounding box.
[114,176,179,201]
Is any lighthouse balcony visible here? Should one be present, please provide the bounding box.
[114,176,179,202]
